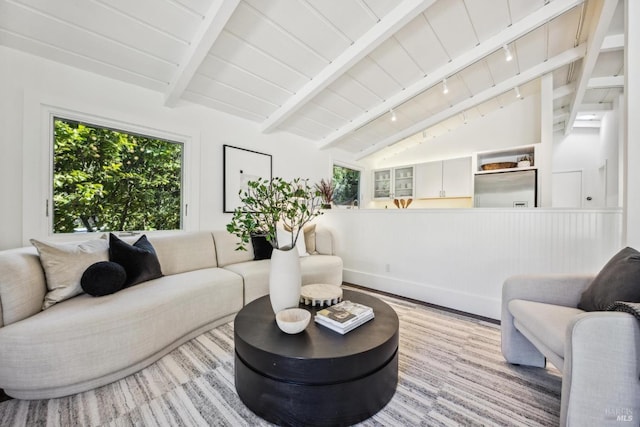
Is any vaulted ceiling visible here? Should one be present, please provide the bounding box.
[0,0,624,159]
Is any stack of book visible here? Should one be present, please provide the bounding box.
[314,300,374,334]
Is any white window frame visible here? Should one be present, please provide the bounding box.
[24,101,199,242]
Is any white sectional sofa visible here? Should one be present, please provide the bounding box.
[0,228,342,400]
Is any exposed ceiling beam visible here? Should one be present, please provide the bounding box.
[564,0,619,135]
[588,75,624,88]
[319,0,585,150]
[164,0,240,107]
[553,123,566,132]
[259,0,437,133]
[355,44,587,160]
[600,33,624,51]
[554,111,569,121]
[554,83,575,99]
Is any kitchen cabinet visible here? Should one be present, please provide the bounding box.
[373,166,414,199]
[415,157,471,198]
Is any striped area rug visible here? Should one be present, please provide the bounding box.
[0,290,561,426]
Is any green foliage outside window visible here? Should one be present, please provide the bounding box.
[332,165,360,206]
[53,118,183,233]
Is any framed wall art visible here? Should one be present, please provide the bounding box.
[223,145,273,213]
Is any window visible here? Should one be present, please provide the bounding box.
[52,117,183,233]
[332,164,361,207]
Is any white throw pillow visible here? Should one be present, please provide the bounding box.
[31,238,109,309]
[276,227,309,257]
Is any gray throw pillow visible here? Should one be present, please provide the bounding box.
[578,247,640,311]
[31,238,109,309]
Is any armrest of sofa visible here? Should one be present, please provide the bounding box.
[501,274,594,367]
[561,312,640,426]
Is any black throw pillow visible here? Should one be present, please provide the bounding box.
[251,234,274,260]
[578,247,640,311]
[109,234,163,287]
[81,261,127,297]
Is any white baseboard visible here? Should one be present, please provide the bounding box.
[343,269,501,320]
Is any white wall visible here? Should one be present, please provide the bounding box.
[0,47,333,249]
[319,208,623,319]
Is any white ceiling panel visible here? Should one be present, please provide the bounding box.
[513,26,548,71]
[14,0,186,62]
[368,37,425,88]
[182,90,266,122]
[0,1,176,83]
[425,0,478,59]
[177,0,213,16]
[95,0,202,43]
[196,55,292,106]
[394,14,450,76]
[457,61,494,96]
[188,74,278,117]
[312,89,364,121]
[328,74,382,110]
[305,0,375,41]
[243,0,351,60]
[349,56,403,101]
[0,0,622,157]
[507,0,547,23]
[291,102,351,132]
[361,0,399,20]
[464,0,511,42]
[209,31,310,91]
[225,2,328,77]
[547,5,582,57]
[591,50,624,77]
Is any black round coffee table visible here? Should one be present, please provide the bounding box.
[234,289,399,427]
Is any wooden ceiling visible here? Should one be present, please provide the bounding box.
[0,0,624,159]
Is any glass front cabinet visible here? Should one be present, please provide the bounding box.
[373,166,414,199]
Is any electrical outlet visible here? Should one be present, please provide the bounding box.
[385,264,390,272]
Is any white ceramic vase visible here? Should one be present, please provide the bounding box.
[269,247,302,314]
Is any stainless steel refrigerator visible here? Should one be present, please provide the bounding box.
[474,169,537,208]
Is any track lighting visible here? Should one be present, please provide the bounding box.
[515,86,521,98]
[503,44,513,62]
[390,109,397,122]
[442,78,449,94]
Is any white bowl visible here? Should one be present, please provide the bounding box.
[276,308,310,334]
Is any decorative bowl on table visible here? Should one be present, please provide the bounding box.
[276,308,311,334]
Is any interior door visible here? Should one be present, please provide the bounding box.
[552,171,583,207]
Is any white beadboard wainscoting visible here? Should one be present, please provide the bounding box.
[317,208,623,320]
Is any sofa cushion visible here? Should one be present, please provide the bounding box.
[0,247,47,326]
[224,259,271,304]
[578,247,640,311]
[81,261,126,296]
[147,232,218,275]
[30,238,109,310]
[0,268,243,392]
[212,231,255,267]
[109,234,162,287]
[508,299,584,359]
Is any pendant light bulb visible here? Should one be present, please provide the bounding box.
[442,78,449,94]
[503,44,513,62]
[390,109,397,122]
[515,86,522,98]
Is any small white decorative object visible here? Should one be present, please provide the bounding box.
[276,308,310,334]
[269,247,302,314]
[300,284,343,307]
[518,160,531,168]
